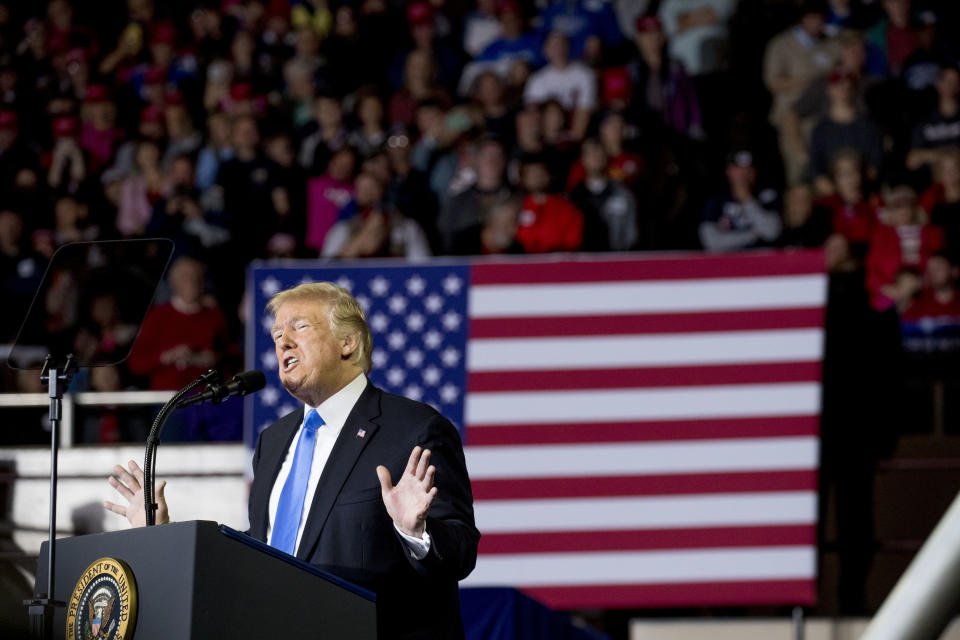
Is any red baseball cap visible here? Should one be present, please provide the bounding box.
[84,85,111,104]
[407,2,434,27]
[0,110,17,129]
[152,21,177,45]
[601,68,631,104]
[828,69,857,85]
[497,0,521,16]
[636,15,663,33]
[230,82,253,101]
[143,67,166,85]
[53,116,78,137]
[139,105,165,124]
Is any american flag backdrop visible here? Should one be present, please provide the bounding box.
[246,251,828,610]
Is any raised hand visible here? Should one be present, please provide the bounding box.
[104,460,169,528]
[376,446,437,538]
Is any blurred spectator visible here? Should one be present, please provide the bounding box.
[901,252,960,355]
[865,0,916,77]
[53,195,97,246]
[906,64,960,172]
[127,256,229,390]
[816,149,881,254]
[866,184,945,311]
[78,365,149,443]
[537,0,624,64]
[389,48,450,128]
[115,140,163,237]
[658,0,738,77]
[306,145,356,254]
[298,90,348,175]
[824,0,868,36]
[470,70,515,145]
[808,70,884,195]
[627,15,703,140]
[925,148,960,262]
[700,150,782,252]
[468,0,542,91]
[322,171,430,259]
[47,115,84,193]
[516,153,584,253]
[780,183,832,248]
[449,191,525,255]
[391,1,461,94]
[764,2,838,185]
[901,10,950,95]
[785,30,875,177]
[195,110,233,192]
[439,137,511,254]
[151,156,215,253]
[0,208,43,342]
[570,137,639,251]
[348,88,388,157]
[463,0,502,59]
[162,94,202,167]
[523,31,596,141]
[79,86,123,174]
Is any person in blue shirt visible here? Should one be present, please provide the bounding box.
[537,0,624,62]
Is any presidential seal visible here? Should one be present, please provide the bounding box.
[65,557,137,640]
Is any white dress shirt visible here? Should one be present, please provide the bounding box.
[266,373,431,559]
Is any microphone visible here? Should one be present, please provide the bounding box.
[176,370,266,408]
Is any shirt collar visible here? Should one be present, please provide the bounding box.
[302,373,368,432]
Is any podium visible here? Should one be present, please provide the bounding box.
[34,521,377,639]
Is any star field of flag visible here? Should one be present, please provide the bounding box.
[246,262,470,444]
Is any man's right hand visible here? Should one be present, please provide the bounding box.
[104,460,169,527]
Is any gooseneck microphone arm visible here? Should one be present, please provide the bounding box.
[142,369,220,527]
[175,370,267,409]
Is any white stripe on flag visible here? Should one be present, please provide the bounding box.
[462,546,817,586]
[473,491,818,533]
[467,330,824,371]
[465,383,821,426]
[469,275,828,317]
[465,436,819,479]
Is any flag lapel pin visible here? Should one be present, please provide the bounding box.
[356,428,366,439]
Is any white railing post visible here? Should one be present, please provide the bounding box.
[61,393,74,448]
[860,491,960,640]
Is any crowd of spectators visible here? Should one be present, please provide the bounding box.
[1,0,960,415]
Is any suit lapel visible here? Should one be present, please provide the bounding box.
[296,383,382,561]
[250,410,302,540]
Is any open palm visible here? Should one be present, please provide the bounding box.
[377,446,437,538]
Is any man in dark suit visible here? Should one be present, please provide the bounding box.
[105,282,480,639]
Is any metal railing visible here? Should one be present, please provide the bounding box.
[0,391,174,446]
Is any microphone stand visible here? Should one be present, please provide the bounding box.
[24,354,77,640]
[143,370,219,527]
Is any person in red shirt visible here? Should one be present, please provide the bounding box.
[518,153,583,253]
[866,185,945,312]
[565,110,644,191]
[815,149,881,255]
[127,256,230,390]
[901,252,960,356]
[902,252,960,321]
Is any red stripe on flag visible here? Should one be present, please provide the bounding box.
[470,308,825,338]
[468,362,822,392]
[471,251,825,284]
[478,525,817,554]
[470,470,818,501]
[516,579,817,609]
[465,415,820,446]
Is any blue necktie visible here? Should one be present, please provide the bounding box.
[271,409,324,555]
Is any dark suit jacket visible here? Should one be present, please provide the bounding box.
[248,381,480,639]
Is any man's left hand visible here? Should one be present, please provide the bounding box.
[377,446,437,538]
